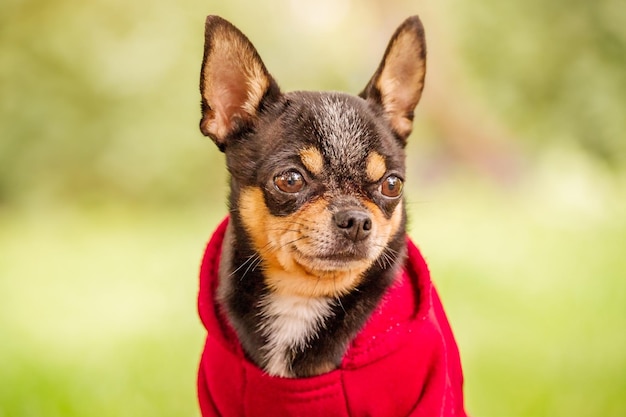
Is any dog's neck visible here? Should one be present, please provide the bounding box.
[256,292,337,376]
[216,217,406,378]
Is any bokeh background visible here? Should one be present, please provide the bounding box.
[1,0,625,416]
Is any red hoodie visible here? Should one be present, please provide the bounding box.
[197,217,468,417]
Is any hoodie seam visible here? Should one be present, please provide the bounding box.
[340,370,353,417]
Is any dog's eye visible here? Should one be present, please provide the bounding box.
[381,175,403,198]
[274,170,305,193]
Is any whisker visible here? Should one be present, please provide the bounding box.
[229,240,275,278]
[231,235,311,281]
[274,219,316,230]
[334,279,347,314]
[274,236,309,251]
[240,255,264,281]
[374,245,400,270]
[265,228,300,234]
[231,253,261,281]
[230,253,259,277]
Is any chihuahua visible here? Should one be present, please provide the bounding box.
[199,15,427,379]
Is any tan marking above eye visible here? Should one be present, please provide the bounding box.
[366,152,387,182]
[299,147,324,175]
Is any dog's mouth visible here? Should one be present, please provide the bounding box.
[288,240,382,276]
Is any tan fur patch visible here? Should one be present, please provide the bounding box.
[363,199,404,250]
[299,147,324,175]
[238,187,403,297]
[366,152,387,182]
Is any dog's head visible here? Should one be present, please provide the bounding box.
[199,16,426,299]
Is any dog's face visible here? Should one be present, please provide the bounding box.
[234,92,406,298]
[199,16,426,299]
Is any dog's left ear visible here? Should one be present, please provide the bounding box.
[360,16,427,144]
[199,16,279,151]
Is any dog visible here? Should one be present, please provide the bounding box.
[196,15,467,417]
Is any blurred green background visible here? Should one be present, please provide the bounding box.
[1,0,625,416]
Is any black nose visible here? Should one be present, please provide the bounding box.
[333,209,372,242]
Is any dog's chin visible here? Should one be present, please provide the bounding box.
[293,251,373,275]
[290,241,385,277]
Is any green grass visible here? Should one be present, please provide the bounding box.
[0,207,219,417]
[1,167,625,416]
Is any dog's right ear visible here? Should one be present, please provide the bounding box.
[199,16,279,151]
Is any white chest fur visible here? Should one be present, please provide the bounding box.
[257,293,334,377]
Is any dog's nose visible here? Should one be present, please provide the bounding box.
[333,209,372,242]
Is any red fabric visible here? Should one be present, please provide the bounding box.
[198,217,468,417]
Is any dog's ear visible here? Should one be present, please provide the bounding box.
[199,16,279,150]
[360,16,427,145]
